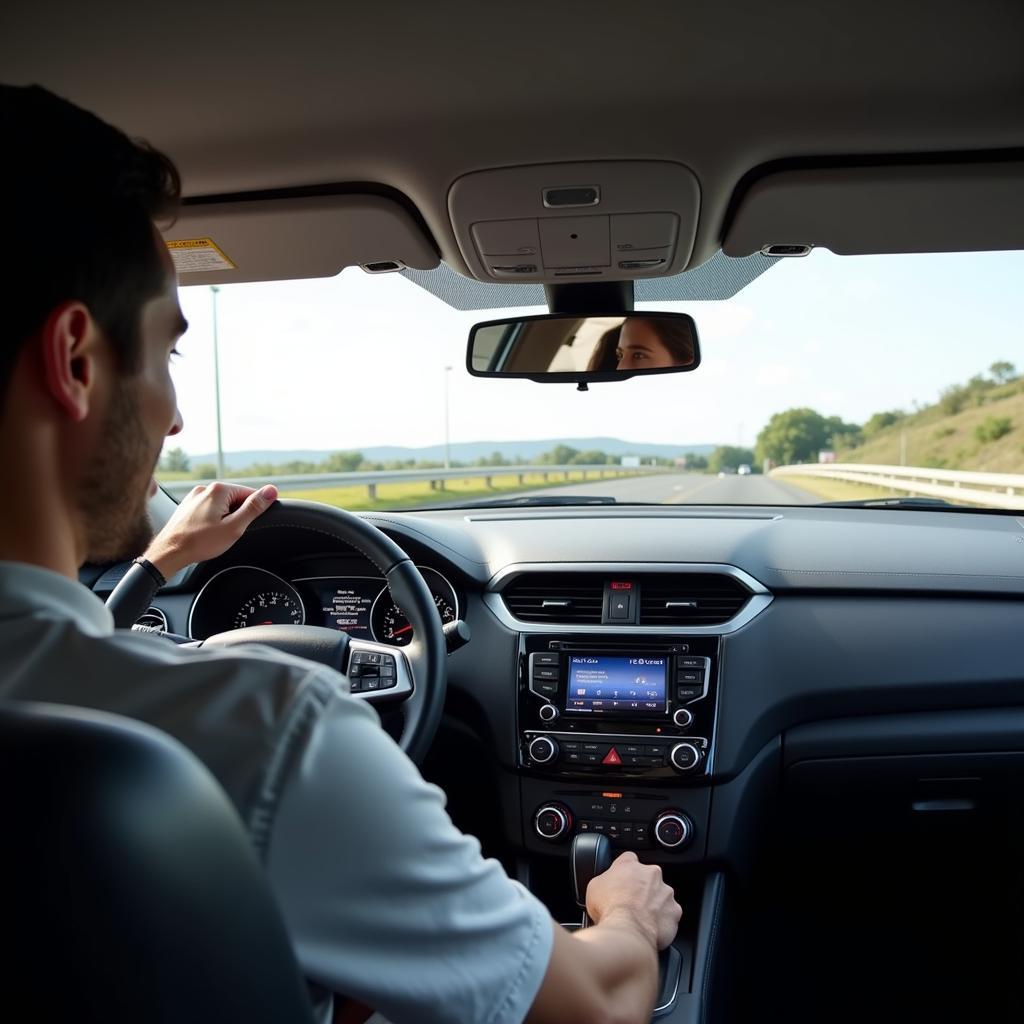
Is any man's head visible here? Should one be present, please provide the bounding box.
[0,84,186,567]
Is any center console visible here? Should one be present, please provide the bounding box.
[517,632,718,860]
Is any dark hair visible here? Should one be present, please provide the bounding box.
[0,85,181,405]
[630,317,695,365]
[586,325,622,371]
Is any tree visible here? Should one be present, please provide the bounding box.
[989,361,1018,385]
[161,446,190,473]
[755,408,831,466]
[825,415,862,451]
[685,454,708,471]
[863,410,904,438]
[707,446,755,473]
[191,462,218,479]
[570,449,610,465]
[542,445,580,465]
[324,451,364,473]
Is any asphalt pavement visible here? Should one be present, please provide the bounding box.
[512,471,822,505]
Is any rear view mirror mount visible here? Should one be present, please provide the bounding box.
[466,312,701,391]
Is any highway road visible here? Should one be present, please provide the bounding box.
[512,471,822,505]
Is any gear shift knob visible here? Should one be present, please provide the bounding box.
[571,832,613,925]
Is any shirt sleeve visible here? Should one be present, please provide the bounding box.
[264,686,554,1024]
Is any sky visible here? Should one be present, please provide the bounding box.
[166,248,1024,458]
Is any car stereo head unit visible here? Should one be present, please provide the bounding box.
[564,654,668,715]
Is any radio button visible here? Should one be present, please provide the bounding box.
[533,653,560,666]
[528,736,559,764]
[564,751,583,764]
[535,681,558,697]
[623,744,644,756]
[645,744,668,757]
[676,685,702,702]
[672,708,694,729]
[632,824,650,846]
[677,657,706,669]
[670,742,702,772]
[561,741,580,753]
[676,670,703,684]
[582,743,605,754]
[583,753,601,764]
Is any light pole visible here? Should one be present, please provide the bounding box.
[443,365,453,470]
[210,286,225,478]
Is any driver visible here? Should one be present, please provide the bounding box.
[0,85,681,1024]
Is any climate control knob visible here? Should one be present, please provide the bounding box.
[654,811,693,850]
[672,708,694,728]
[538,704,559,723]
[528,735,559,764]
[670,741,702,772]
[534,803,572,841]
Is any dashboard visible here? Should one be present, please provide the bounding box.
[88,500,1024,863]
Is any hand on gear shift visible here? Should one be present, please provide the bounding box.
[571,832,613,926]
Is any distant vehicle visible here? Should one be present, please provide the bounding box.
[738,464,751,475]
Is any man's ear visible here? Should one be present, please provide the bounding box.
[39,302,100,423]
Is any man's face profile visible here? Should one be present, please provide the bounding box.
[78,238,185,565]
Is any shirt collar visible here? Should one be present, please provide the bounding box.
[0,561,114,638]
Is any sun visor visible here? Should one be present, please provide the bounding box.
[162,193,439,285]
[723,161,1024,257]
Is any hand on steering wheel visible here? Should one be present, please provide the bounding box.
[107,499,448,764]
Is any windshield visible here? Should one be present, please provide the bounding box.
[160,249,1024,513]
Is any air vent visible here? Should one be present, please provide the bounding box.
[133,607,169,632]
[502,574,605,624]
[638,574,751,627]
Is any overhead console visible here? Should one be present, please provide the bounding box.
[447,161,700,283]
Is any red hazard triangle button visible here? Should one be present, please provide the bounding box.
[602,747,622,766]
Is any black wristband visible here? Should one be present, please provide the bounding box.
[133,557,167,589]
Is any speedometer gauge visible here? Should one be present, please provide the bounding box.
[233,590,304,630]
[370,566,459,646]
[188,566,307,640]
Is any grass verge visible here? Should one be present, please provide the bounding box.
[277,470,640,511]
[773,473,897,503]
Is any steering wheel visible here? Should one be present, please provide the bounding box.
[107,500,447,764]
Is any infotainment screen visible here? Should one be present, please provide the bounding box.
[565,655,668,714]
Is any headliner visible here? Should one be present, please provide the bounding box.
[2,0,1023,275]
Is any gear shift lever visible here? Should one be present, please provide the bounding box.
[571,832,613,928]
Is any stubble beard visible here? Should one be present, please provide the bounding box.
[79,381,159,565]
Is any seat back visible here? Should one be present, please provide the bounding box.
[0,701,314,1024]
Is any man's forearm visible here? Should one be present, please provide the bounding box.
[527,916,659,1024]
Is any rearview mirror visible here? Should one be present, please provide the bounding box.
[467,313,700,385]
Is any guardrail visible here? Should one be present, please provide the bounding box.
[160,463,665,500]
[771,462,1024,509]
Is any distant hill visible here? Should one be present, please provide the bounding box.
[840,377,1024,473]
[191,438,717,469]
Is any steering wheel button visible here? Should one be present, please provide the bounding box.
[365,678,380,690]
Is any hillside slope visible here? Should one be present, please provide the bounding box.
[839,380,1024,473]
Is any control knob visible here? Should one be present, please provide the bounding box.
[672,708,694,728]
[653,811,693,850]
[538,704,559,723]
[534,803,572,842]
[528,735,559,765]
[670,741,702,772]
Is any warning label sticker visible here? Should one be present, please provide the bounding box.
[166,238,236,273]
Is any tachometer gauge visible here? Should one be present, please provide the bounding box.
[233,590,304,630]
[370,567,459,646]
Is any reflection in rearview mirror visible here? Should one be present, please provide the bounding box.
[467,313,700,385]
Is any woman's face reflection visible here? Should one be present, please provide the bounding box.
[615,318,678,371]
